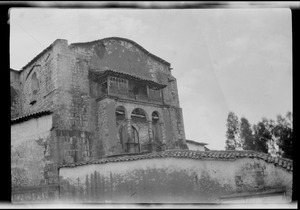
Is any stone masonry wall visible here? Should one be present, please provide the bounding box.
[161,107,187,149]
[71,38,181,107]
[96,98,122,157]
[50,40,98,163]
[12,37,187,165]
[71,39,171,83]
[18,46,58,116]
[70,38,186,154]
[95,97,187,154]
[55,129,93,165]
[59,156,293,203]
[11,70,21,118]
[11,37,189,202]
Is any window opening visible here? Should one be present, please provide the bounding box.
[109,76,128,95]
[116,106,126,120]
[152,111,159,121]
[31,72,39,95]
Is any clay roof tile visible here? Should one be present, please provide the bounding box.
[58,150,293,172]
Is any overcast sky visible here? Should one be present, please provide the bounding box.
[9,8,292,150]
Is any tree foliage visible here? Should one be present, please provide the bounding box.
[225,112,241,150]
[240,117,254,150]
[272,112,293,159]
[224,111,292,159]
[252,122,271,153]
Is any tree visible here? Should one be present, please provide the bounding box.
[261,118,278,156]
[225,112,241,150]
[273,112,293,159]
[252,122,271,153]
[240,117,255,150]
[224,111,292,159]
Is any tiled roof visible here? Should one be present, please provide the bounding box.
[90,69,167,89]
[11,110,53,124]
[59,150,293,172]
[70,37,171,67]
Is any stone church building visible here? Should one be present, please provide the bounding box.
[11,37,293,203]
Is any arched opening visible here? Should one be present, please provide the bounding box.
[31,72,39,95]
[30,72,39,105]
[130,108,148,152]
[116,106,126,121]
[131,108,147,120]
[119,125,140,153]
[116,106,127,152]
[152,111,159,122]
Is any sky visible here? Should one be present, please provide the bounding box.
[9,7,292,150]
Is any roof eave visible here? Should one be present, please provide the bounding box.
[90,69,167,89]
[59,150,293,172]
[11,110,53,125]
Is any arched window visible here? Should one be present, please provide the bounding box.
[31,72,39,95]
[131,108,147,119]
[152,111,159,122]
[30,72,39,105]
[116,106,126,119]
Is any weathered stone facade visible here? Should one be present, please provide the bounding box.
[11,37,293,204]
[11,37,187,202]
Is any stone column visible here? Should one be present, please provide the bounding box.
[147,120,154,152]
[125,118,135,153]
[126,118,132,140]
[159,122,167,151]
